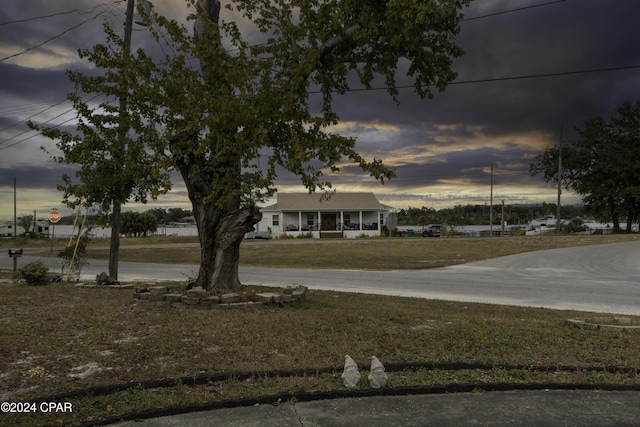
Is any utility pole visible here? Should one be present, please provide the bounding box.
[13,177,16,238]
[501,200,505,237]
[557,126,563,234]
[109,0,135,279]
[489,164,493,237]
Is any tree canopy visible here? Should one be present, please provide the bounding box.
[121,211,158,237]
[530,100,640,231]
[31,0,472,291]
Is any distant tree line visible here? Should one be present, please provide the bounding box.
[144,208,193,225]
[397,203,586,228]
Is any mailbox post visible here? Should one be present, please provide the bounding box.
[8,249,23,271]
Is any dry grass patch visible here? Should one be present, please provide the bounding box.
[1,279,640,426]
[79,234,640,269]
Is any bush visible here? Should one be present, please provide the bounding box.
[567,217,586,234]
[18,261,51,285]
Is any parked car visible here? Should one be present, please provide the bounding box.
[422,224,442,237]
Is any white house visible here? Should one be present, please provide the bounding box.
[253,192,394,238]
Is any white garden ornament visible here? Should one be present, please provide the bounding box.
[341,355,361,388]
[368,356,388,388]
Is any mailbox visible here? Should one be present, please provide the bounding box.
[8,249,23,258]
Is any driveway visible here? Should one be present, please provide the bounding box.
[3,240,640,315]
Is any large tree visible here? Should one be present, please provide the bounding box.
[530,100,640,232]
[39,0,471,291]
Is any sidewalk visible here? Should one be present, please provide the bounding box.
[113,389,640,426]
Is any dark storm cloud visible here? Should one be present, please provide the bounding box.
[4,164,71,190]
[0,63,72,100]
[0,0,127,55]
[2,0,640,217]
[337,0,640,137]
[442,0,640,132]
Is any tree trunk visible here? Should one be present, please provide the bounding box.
[171,134,261,292]
[608,196,620,232]
[109,202,121,279]
[191,197,261,292]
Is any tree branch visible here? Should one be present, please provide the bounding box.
[317,0,376,64]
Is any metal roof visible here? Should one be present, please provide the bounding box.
[263,192,390,211]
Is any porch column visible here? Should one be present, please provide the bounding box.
[318,211,321,231]
[340,211,344,230]
[359,211,363,230]
[298,211,302,231]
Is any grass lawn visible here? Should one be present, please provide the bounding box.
[1,234,640,426]
[60,232,640,269]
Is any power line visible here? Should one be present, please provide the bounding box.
[0,1,123,26]
[0,98,69,134]
[5,62,638,150]
[462,0,570,22]
[449,64,640,86]
[309,63,640,94]
[0,14,107,63]
[0,0,606,149]
[0,93,105,151]
[0,2,127,63]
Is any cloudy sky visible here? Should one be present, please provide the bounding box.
[2,0,640,221]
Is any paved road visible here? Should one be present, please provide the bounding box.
[113,390,640,427]
[3,240,640,315]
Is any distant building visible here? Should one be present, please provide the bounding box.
[0,219,50,237]
[0,221,15,237]
[252,192,394,239]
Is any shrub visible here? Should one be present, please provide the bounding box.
[18,261,51,285]
[567,217,586,233]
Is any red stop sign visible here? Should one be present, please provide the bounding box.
[48,210,61,223]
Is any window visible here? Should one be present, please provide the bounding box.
[272,214,279,226]
[307,214,314,226]
[344,213,351,226]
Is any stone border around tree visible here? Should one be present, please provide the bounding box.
[75,283,134,290]
[132,284,308,310]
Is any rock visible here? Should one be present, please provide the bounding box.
[148,286,168,295]
[95,272,119,286]
[220,293,240,304]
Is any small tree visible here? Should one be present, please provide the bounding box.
[58,235,91,281]
[29,11,173,279]
[18,215,34,236]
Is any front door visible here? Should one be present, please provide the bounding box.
[321,214,337,231]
